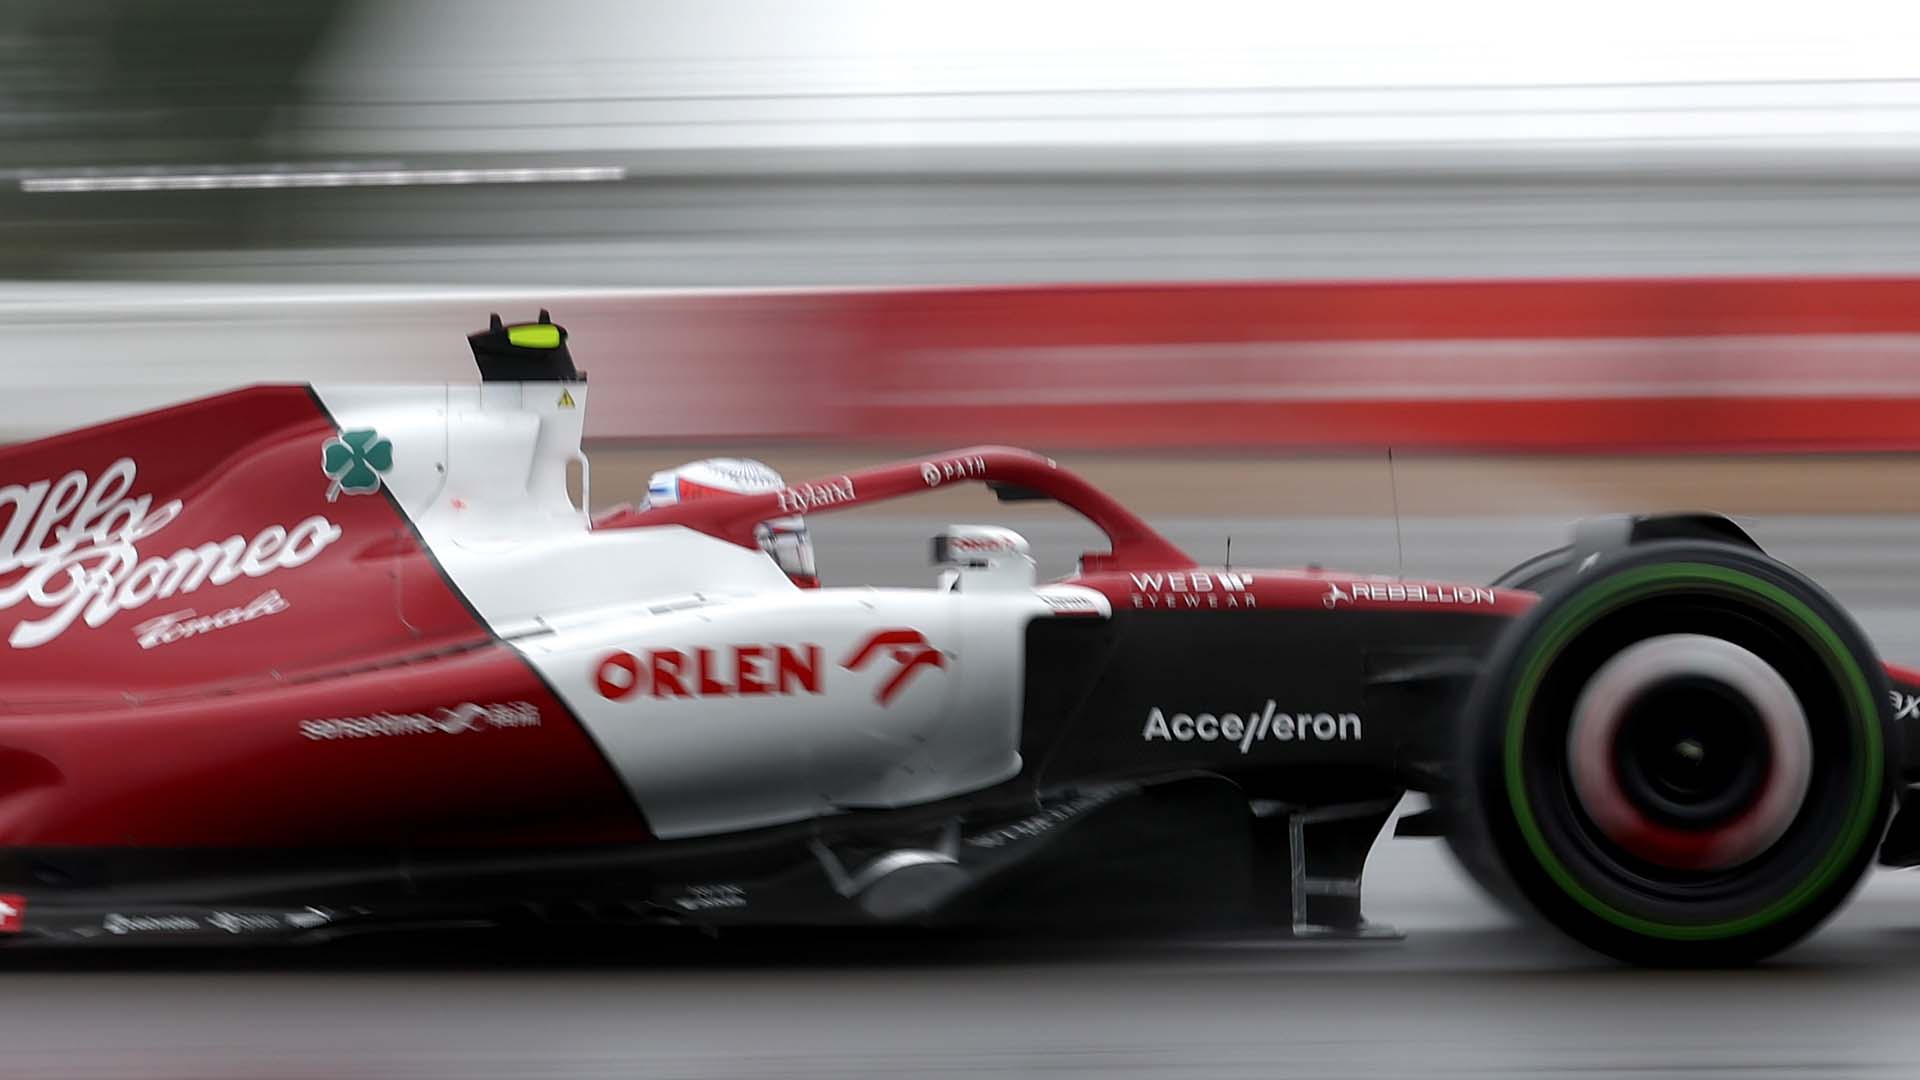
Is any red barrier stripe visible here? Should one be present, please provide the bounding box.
[841,397,1919,453]
[584,277,1920,451]
[843,277,1920,344]
[851,336,1920,401]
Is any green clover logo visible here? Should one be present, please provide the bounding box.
[321,428,394,502]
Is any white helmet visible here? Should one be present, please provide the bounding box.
[642,458,818,587]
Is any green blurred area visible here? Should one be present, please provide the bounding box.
[0,0,343,275]
[0,2,1912,289]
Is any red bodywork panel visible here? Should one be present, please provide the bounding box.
[1074,569,1538,617]
[0,387,479,702]
[0,387,643,848]
[0,647,643,847]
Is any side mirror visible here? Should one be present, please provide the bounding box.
[930,525,1036,592]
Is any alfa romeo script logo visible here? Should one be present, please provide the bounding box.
[321,428,393,502]
[0,457,341,649]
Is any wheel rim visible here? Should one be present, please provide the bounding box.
[1568,634,1813,872]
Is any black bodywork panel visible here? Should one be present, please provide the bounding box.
[1880,669,1920,865]
[1017,609,1505,801]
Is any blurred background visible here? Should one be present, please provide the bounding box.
[8,2,1920,1076]
[8,0,1920,501]
[8,0,1920,622]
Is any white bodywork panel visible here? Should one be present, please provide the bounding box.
[314,383,797,632]
[517,588,1041,838]
[312,382,1111,838]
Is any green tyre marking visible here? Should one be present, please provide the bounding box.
[1501,562,1884,942]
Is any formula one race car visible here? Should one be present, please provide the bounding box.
[0,312,1911,966]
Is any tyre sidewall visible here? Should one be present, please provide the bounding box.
[1451,541,1896,965]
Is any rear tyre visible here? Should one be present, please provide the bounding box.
[1448,541,1896,965]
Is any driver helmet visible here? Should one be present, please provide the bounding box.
[642,458,818,588]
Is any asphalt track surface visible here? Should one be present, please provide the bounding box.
[7,514,1920,1080]
[6,843,1920,1080]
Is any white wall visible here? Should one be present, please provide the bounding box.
[292,0,1920,156]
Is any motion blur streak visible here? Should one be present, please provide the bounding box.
[7,279,1920,455]
[4,1,1920,1077]
[7,1,1920,284]
[21,166,626,193]
[2,834,1920,1079]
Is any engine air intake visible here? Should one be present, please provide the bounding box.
[470,310,581,382]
